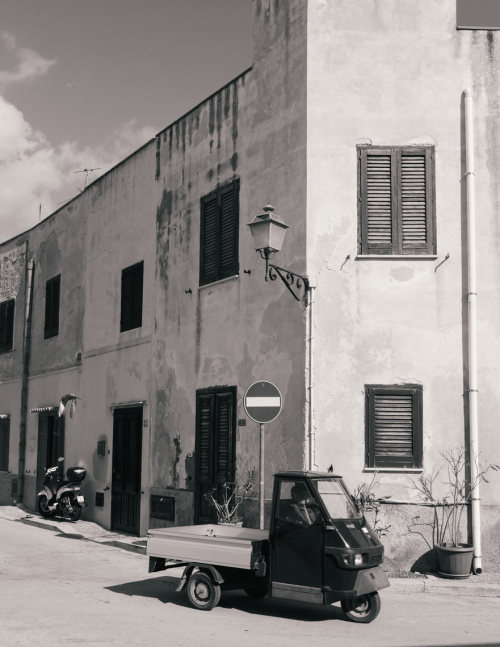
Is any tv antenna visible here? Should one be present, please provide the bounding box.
[73,164,101,190]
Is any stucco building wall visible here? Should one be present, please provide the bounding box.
[307,0,500,569]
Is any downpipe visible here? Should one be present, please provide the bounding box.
[464,88,482,575]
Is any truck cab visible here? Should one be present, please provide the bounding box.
[270,472,389,620]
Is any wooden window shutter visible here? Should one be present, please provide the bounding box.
[199,179,239,285]
[360,150,395,255]
[44,275,60,339]
[365,385,422,469]
[120,261,144,332]
[0,418,9,471]
[400,148,435,254]
[214,392,234,484]
[219,182,239,280]
[196,393,214,480]
[359,146,435,255]
[200,195,218,285]
[0,299,15,352]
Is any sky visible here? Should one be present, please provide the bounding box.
[0,0,253,243]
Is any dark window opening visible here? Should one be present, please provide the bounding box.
[358,146,436,256]
[365,384,423,469]
[0,418,10,471]
[120,261,144,332]
[44,275,60,339]
[0,299,14,353]
[200,179,239,286]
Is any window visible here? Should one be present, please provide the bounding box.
[195,387,236,523]
[0,299,14,353]
[44,275,60,339]
[0,417,10,471]
[199,179,239,285]
[120,261,144,332]
[365,384,423,469]
[457,0,500,30]
[358,146,436,256]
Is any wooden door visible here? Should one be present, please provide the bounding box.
[37,413,64,493]
[111,407,142,534]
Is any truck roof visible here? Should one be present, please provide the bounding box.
[274,470,343,479]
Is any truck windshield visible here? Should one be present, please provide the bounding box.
[312,479,360,520]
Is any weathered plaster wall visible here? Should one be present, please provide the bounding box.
[81,142,156,533]
[152,0,308,525]
[307,0,500,567]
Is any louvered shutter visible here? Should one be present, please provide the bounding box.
[214,392,234,484]
[359,146,435,255]
[400,151,429,252]
[366,385,422,468]
[0,418,9,471]
[197,393,214,481]
[219,184,239,279]
[120,261,143,332]
[361,151,394,254]
[0,299,14,352]
[200,179,239,285]
[44,276,60,339]
[200,196,218,285]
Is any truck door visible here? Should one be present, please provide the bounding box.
[270,478,324,603]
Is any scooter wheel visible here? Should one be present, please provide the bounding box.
[186,571,221,611]
[60,495,82,522]
[37,496,56,518]
[341,592,381,623]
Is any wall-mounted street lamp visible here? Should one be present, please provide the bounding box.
[248,204,310,305]
[248,203,315,472]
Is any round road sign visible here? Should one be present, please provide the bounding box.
[244,380,282,424]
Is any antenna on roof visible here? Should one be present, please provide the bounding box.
[73,163,101,190]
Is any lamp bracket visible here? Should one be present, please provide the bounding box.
[256,252,308,304]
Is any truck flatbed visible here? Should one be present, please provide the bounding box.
[147,524,269,570]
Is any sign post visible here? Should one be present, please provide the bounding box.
[244,381,282,530]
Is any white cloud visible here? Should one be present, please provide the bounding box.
[0,31,56,87]
[0,96,156,242]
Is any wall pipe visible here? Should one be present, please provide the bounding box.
[464,88,482,575]
[17,255,34,504]
[307,286,315,471]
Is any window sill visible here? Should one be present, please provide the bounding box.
[199,274,239,290]
[363,467,423,473]
[356,255,438,261]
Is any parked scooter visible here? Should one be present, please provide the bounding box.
[37,457,87,521]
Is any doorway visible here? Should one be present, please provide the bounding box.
[194,387,236,524]
[37,413,65,493]
[111,407,142,534]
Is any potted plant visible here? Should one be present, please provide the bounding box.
[411,447,499,578]
[205,476,254,525]
[352,473,392,538]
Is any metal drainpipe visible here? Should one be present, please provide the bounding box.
[307,286,315,471]
[464,88,482,575]
[17,256,34,504]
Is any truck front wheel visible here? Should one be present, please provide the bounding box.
[187,571,221,611]
[341,592,381,623]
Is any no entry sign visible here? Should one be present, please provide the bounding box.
[244,380,282,424]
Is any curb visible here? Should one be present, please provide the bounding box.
[388,575,500,598]
[18,516,64,533]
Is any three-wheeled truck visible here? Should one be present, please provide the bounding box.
[146,471,390,623]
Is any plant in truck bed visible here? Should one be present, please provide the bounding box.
[205,475,254,524]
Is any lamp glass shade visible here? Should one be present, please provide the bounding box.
[248,213,288,253]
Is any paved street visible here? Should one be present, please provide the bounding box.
[1,517,500,647]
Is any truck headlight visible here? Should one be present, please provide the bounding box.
[354,554,363,566]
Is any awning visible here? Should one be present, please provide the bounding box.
[30,406,57,413]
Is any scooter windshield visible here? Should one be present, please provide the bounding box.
[313,479,361,520]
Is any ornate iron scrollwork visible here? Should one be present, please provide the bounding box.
[267,262,310,304]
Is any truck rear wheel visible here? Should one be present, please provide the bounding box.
[186,571,221,611]
[341,592,381,623]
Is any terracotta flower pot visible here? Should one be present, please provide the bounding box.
[435,543,473,579]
